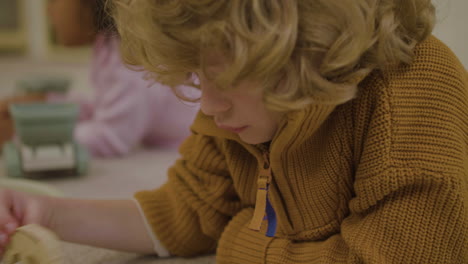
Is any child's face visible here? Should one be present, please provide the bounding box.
[47,0,96,46]
[198,68,282,145]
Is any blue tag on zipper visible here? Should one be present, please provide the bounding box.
[265,197,277,237]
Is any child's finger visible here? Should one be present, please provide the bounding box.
[0,222,17,247]
[0,191,19,233]
[0,223,18,256]
[0,232,6,244]
[0,230,11,249]
[0,210,15,229]
[4,222,18,235]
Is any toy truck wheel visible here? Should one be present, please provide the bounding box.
[74,143,89,176]
[2,142,23,178]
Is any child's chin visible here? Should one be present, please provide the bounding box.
[239,134,271,145]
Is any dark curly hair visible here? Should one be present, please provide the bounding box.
[93,0,116,33]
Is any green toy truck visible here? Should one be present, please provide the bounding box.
[1,75,71,148]
[2,103,88,177]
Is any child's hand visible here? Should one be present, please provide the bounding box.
[0,189,52,256]
[1,191,156,255]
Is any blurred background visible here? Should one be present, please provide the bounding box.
[0,0,90,97]
[0,0,466,97]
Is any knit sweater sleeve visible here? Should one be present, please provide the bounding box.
[134,133,242,256]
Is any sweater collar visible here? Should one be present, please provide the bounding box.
[191,102,337,151]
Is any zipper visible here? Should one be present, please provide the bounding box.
[248,150,277,237]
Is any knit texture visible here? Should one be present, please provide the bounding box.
[135,36,468,263]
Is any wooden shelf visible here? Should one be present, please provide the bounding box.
[0,0,26,52]
[0,0,91,62]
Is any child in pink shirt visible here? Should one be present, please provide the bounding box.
[47,0,199,157]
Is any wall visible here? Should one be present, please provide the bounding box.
[432,0,468,68]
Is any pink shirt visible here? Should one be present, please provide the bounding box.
[49,35,199,157]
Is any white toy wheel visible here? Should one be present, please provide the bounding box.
[3,224,64,264]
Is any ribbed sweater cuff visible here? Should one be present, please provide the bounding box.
[134,190,183,255]
[265,234,349,263]
[217,209,349,264]
[134,189,216,256]
[217,208,274,264]
[132,198,170,257]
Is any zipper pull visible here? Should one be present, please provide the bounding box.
[248,152,271,231]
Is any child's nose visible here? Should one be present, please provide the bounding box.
[200,88,231,116]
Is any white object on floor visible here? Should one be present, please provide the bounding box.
[2,224,64,264]
[20,144,75,172]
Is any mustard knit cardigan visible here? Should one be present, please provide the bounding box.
[135,36,468,263]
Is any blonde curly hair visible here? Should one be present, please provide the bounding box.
[110,0,435,111]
